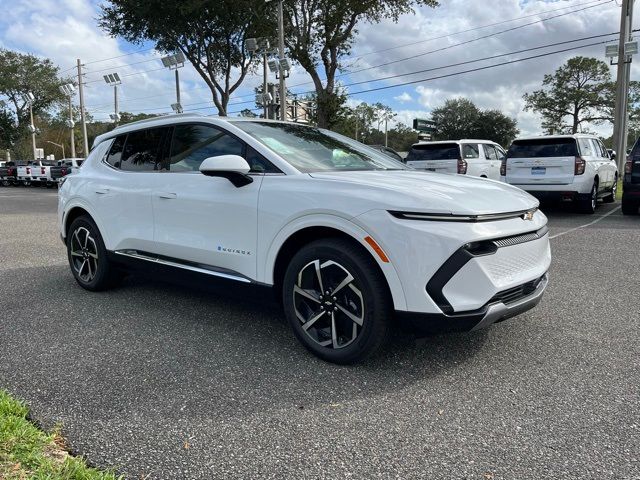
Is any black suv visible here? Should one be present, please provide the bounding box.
[622,139,640,215]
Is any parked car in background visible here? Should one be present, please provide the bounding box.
[622,139,640,215]
[30,160,65,188]
[58,158,85,175]
[405,140,504,180]
[16,162,34,186]
[0,161,16,186]
[502,135,617,214]
[58,114,550,364]
[367,145,405,163]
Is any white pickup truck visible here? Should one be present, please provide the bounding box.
[16,163,34,186]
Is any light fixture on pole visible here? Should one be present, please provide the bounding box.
[59,83,77,158]
[264,0,289,121]
[162,52,186,115]
[103,73,121,125]
[21,92,38,160]
[46,140,65,160]
[246,37,277,119]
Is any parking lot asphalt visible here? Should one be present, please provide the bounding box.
[0,187,638,479]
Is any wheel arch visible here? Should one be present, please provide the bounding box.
[264,216,407,311]
[62,201,109,247]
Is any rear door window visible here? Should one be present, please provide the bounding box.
[483,144,498,160]
[406,143,460,161]
[462,144,479,159]
[507,138,578,158]
[120,127,171,171]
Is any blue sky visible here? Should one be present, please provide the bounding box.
[0,0,633,136]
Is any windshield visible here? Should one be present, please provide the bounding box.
[508,138,577,158]
[232,121,407,173]
[406,143,460,161]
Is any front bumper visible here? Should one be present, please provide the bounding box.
[397,272,548,334]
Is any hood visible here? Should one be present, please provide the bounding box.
[308,170,538,215]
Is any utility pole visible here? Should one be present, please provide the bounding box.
[277,0,287,121]
[263,52,269,119]
[68,96,76,158]
[114,84,119,126]
[612,0,635,173]
[175,69,181,107]
[77,59,89,157]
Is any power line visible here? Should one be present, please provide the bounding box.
[73,0,613,106]
[345,0,610,62]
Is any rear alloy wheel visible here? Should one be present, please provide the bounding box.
[578,182,597,214]
[603,177,617,203]
[282,238,391,364]
[67,216,121,291]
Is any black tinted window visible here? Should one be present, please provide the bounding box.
[120,128,169,172]
[105,135,126,168]
[406,143,460,161]
[169,124,243,172]
[507,138,578,158]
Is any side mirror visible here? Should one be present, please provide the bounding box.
[199,155,253,187]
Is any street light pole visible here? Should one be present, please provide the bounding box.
[263,52,269,119]
[277,0,287,121]
[162,52,185,113]
[46,141,65,160]
[29,103,37,160]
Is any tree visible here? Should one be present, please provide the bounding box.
[284,0,439,128]
[99,0,273,116]
[239,108,258,117]
[430,98,519,146]
[523,56,612,134]
[0,49,67,126]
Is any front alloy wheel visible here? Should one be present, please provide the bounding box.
[283,238,391,364]
[293,259,365,349]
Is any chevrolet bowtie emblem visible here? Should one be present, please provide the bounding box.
[522,210,535,221]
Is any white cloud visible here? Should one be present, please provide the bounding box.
[394,92,413,103]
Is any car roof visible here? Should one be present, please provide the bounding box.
[513,134,600,141]
[411,139,499,147]
[92,113,295,148]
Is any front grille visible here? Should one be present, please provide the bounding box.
[490,275,545,305]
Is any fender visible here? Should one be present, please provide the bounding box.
[261,212,408,311]
[60,197,111,248]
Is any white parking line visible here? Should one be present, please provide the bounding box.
[549,206,621,239]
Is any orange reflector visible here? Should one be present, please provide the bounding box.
[364,236,389,263]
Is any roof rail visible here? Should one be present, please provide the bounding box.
[112,112,205,130]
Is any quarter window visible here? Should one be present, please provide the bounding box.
[578,138,595,157]
[105,135,126,168]
[120,127,170,171]
[483,144,498,160]
[245,146,280,173]
[462,144,479,159]
[169,124,243,172]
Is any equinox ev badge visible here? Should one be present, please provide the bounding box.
[217,246,252,256]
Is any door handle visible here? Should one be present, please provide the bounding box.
[95,187,110,194]
[157,192,177,199]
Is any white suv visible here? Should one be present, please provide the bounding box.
[502,135,618,213]
[58,114,551,363]
[405,140,505,180]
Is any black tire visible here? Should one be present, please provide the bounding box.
[603,176,617,203]
[282,238,392,364]
[577,181,597,214]
[66,215,121,291]
[621,198,639,215]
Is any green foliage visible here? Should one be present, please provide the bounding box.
[523,56,613,134]
[0,389,121,479]
[284,0,439,127]
[431,98,519,147]
[99,0,273,115]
